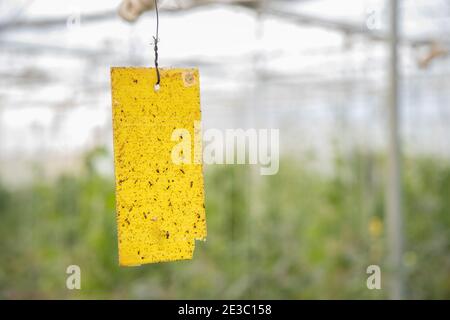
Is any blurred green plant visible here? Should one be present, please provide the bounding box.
[0,147,449,299]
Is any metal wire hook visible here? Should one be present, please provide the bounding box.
[153,0,161,90]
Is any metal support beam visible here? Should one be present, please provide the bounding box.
[386,0,404,300]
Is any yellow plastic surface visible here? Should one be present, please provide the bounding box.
[111,67,206,266]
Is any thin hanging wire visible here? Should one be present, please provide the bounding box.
[153,0,161,87]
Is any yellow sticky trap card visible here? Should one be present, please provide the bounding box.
[111,68,206,266]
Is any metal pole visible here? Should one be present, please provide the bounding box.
[387,0,404,300]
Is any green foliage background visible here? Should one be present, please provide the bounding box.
[0,147,449,299]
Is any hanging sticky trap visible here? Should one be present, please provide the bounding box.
[111,68,206,266]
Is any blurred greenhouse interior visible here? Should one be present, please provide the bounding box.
[0,0,450,299]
